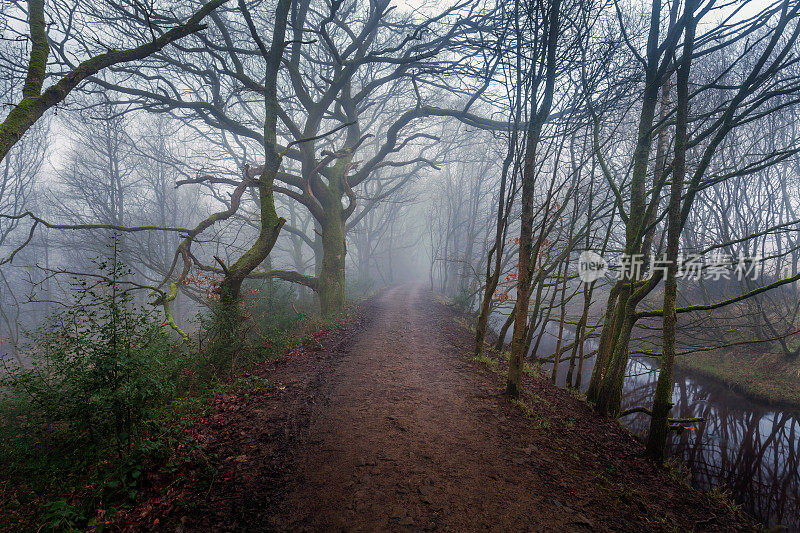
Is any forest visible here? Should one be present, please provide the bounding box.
[1,0,800,530]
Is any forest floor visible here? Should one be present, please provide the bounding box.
[114,284,755,532]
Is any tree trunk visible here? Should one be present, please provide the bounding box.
[586,286,620,403]
[318,211,346,316]
[475,141,515,357]
[474,284,496,357]
[0,0,226,165]
[647,1,696,463]
[591,0,665,414]
[506,0,561,398]
[494,308,515,351]
[212,0,291,350]
[595,306,635,417]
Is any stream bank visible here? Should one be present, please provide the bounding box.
[674,349,800,409]
[534,322,800,530]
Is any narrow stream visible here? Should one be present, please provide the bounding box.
[502,318,800,529]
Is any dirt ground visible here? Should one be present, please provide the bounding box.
[115,284,755,532]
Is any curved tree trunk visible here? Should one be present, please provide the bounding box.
[0,0,227,165]
[212,0,292,356]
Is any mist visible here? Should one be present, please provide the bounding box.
[1,0,800,530]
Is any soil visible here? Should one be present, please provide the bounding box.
[114,284,755,532]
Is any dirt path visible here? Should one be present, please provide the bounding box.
[119,284,754,532]
[269,284,576,531]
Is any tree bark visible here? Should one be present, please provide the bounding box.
[0,0,227,165]
[215,0,292,344]
[647,0,696,463]
[507,0,561,398]
[318,210,347,316]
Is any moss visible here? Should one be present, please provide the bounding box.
[159,282,190,344]
[0,94,45,159]
[22,0,49,98]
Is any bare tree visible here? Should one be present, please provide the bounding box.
[0,0,227,164]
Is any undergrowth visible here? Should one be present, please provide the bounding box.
[472,352,499,372]
[0,254,351,532]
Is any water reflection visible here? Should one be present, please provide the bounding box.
[621,359,800,530]
[531,323,800,530]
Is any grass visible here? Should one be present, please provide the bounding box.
[472,352,499,372]
[663,457,691,485]
[512,396,551,429]
[523,360,541,377]
[470,349,551,429]
[510,398,536,418]
[706,486,741,513]
[453,316,475,333]
[675,349,800,408]
[567,387,587,402]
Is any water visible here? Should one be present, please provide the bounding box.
[621,358,800,529]
[526,321,800,530]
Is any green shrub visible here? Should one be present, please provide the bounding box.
[0,250,313,528]
[346,275,375,299]
[199,296,248,379]
[197,278,299,379]
[244,278,300,338]
[38,499,87,532]
[0,255,180,463]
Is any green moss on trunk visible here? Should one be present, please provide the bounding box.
[318,214,346,317]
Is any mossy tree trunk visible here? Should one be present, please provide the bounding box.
[647,1,697,463]
[214,0,292,350]
[589,0,671,417]
[318,207,347,316]
[0,0,226,166]
[585,284,620,403]
[594,302,636,416]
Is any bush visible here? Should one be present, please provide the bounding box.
[0,253,312,528]
[346,275,375,299]
[244,278,300,338]
[0,256,180,462]
[197,278,299,379]
[453,287,472,311]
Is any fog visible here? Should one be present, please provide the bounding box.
[2,0,800,529]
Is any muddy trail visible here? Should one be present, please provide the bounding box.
[117,285,754,532]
